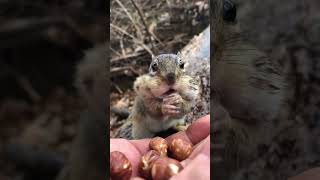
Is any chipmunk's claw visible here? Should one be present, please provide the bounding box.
[162,104,180,115]
[163,93,183,105]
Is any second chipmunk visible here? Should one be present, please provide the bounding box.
[129,53,200,139]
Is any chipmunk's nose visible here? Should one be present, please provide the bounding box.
[166,73,175,85]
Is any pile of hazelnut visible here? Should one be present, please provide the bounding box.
[110,137,193,180]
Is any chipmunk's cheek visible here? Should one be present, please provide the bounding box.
[172,81,182,91]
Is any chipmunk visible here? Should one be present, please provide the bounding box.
[212,0,288,179]
[55,45,107,180]
[129,53,200,139]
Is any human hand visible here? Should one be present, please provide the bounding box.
[288,167,320,180]
[110,115,210,179]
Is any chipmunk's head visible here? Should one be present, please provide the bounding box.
[212,0,237,58]
[149,52,185,86]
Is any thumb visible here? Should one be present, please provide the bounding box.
[170,154,210,180]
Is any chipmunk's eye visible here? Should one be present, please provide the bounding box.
[151,63,158,72]
[223,0,236,22]
[179,62,184,69]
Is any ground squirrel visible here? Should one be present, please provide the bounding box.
[129,53,200,139]
[55,45,107,180]
[212,0,287,179]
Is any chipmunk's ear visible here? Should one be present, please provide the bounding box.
[151,54,156,61]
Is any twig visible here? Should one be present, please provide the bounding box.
[111,52,145,62]
[114,0,143,39]
[111,23,154,56]
[128,66,141,75]
[16,76,41,103]
[148,22,165,47]
[0,62,42,103]
[120,33,126,57]
[110,47,122,56]
[111,66,140,75]
[111,82,124,94]
[130,0,155,51]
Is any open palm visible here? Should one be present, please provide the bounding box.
[110,115,210,179]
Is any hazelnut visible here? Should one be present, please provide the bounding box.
[139,150,161,179]
[168,138,193,161]
[110,151,132,180]
[149,137,168,156]
[151,157,183,180]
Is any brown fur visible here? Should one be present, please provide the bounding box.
[211,0,288,179]
[55,45,107,180]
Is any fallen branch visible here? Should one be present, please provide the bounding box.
[130,0,155,51]
[111,82,124,94]
[110,23,154,56]
[16,76,42,103]
[115,0,143,39]
[111,66,140,75]
[110,52,145,62]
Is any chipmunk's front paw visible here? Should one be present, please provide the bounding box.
[161,104,180,116]
[163,93,183,106]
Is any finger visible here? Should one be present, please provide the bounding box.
[170,154,210,180]
[166,95,179,100]
[130,139,151,155]
[164,104,180,110]
[166,115,210,145]
[166,93,177,98]
[167,110,180,115]
[187,136,210,160]
[163,96,172,101]
[186,115,210,144]
[163,96,175,102]
[163,97,180,104]
[170,101,181,106]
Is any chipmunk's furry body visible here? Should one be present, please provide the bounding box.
[129,54,200,139]
[55,45,107,180]
[212,0,288,179]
